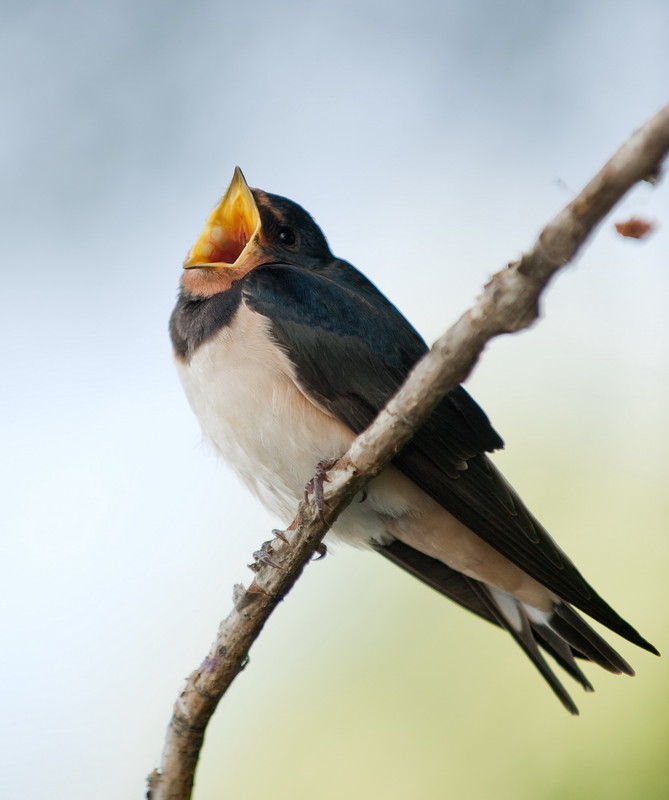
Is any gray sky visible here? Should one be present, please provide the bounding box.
[2,2,668,798]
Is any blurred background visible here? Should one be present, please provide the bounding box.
[2,1,668,798]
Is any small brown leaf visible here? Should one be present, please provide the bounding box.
[614,217,656,239]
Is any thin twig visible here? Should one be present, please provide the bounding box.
[148,101,669,800]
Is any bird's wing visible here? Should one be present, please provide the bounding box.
[245,260,502,455]
[243,262,651,649]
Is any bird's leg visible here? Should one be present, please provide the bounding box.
[304,458,338,520]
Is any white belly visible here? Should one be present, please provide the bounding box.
[175,302,551,606]
[175,302,402,546]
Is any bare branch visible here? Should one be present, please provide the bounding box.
[148,102,669,800]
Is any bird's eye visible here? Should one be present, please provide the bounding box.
[278,226,296,246]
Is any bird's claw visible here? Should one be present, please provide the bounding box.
[304,458,338,520]
[250,540,282,570]
[312,543,327,560]
[272,528,289,544]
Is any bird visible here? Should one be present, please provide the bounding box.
[170,167,658,714]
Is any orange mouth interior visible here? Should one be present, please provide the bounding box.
[184,167,261,269]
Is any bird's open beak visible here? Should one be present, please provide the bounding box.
[183,167,261,270]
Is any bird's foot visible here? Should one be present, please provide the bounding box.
[304,458,338,520]
[250,540,282,571]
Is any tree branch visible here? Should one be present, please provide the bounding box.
[148,101,669,800]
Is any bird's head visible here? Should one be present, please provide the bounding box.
[182,168,332,296]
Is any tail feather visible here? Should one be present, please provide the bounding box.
[551,602,634,675]
[531,623,594,692]
[378,540,652,713]
[473,584,581,714]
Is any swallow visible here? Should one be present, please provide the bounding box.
[170,168,658,714]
